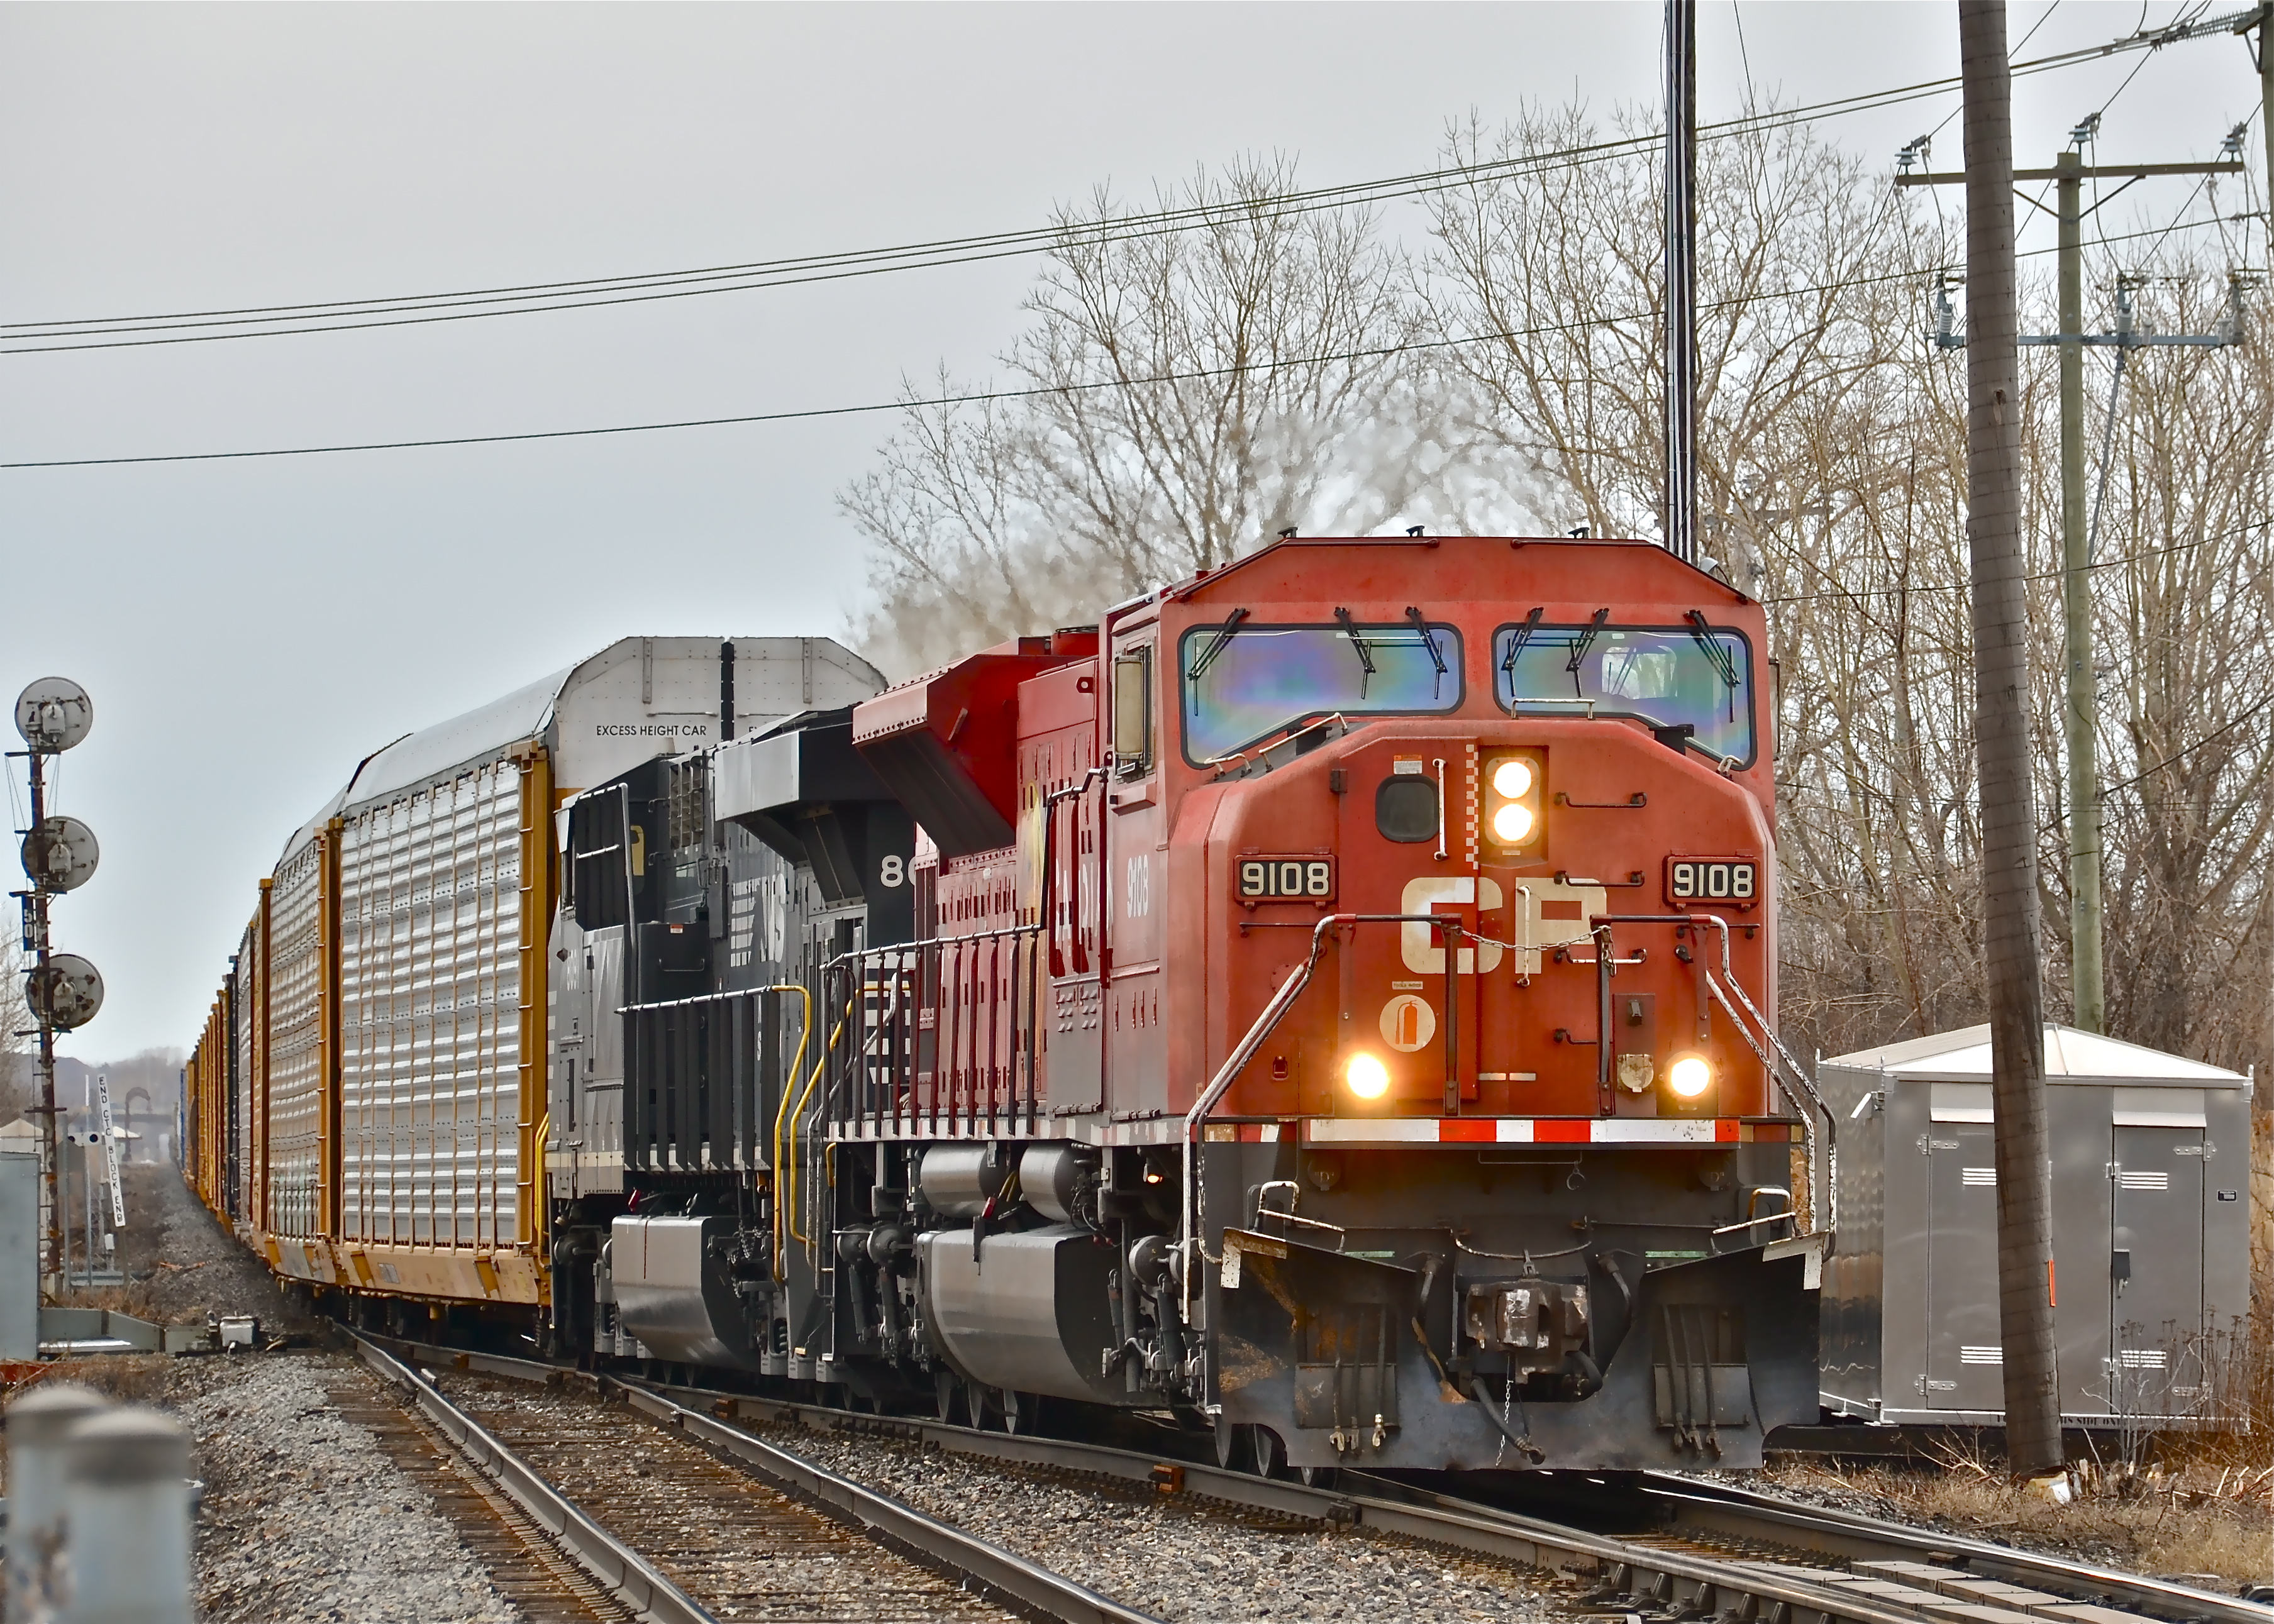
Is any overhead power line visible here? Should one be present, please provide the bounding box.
[1758,519,2270,607]
[3,14,2251,356]
[0,217,2230,472]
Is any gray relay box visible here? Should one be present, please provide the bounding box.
[1816,1023,2252,1428]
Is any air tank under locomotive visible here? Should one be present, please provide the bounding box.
[551,534,1833,1473]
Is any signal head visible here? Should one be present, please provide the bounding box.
[14,678,92,754]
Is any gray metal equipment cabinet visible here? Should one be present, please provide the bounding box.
[1817,1024,2251,1428]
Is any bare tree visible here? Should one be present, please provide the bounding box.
[840,379,1065,675]
[1421,101,2273,1083]
[840,111,2274,1110]
[0,948,32,1122]
[846,155,1543,675]
[2083,271,2274,1074]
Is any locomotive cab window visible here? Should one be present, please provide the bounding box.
[1180,617,1463,764]
[1494,616,1755,766]
[1112,646,1153,775]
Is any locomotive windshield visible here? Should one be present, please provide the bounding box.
[1180,617,1463,762]
[1494,617,1755,764]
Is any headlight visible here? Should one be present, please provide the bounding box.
[1490,801,1535,844]
[1666,1054,1712,1099]
[1344,1053,1390,1100]
[1481,750,1545,858]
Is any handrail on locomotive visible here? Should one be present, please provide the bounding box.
[1173,905,1834,1341]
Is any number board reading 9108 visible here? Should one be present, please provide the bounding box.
[1665,856,1759,909]
[1237,856,1336,902]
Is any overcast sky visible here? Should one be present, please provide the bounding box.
[1,1,2262,1061]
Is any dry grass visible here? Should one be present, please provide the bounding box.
[2155,1296,2274,1482]
[62,1278,165,1322]
[1761,1449,2271,1588]
[1760,1308,2273,1591]
[35,1352,182,1406]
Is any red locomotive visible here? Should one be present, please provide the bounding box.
[772,531,1828,1472]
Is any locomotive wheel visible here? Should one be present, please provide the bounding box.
[1248,1426,1289,1479]
[1213,1418,1240,1469]
[1299,1463,1338,1488]
[935,1368,961,1423]
[965,1381,998,1431]
[1002,1389,1037,1435]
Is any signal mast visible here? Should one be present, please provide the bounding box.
[13,678,102,1288]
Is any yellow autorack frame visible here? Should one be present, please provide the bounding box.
[209,738,558,1310]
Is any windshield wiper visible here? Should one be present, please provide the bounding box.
[1685,610,1741,691]
[1334,607,1377,698]
[1565,608,1611,697]
[1186,607,1250,683]
[1499,607,1545,688]
[1404,606,1448,695]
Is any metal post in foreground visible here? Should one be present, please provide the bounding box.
[1958,0,2062,1483]
[6,1383,109,1620]
[60,1408,194,1624]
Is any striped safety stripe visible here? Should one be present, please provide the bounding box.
[1304,1117,1746,1146]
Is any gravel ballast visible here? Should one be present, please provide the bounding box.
[754,1415,1583,1622]
[184,1354,523,1624]
[17,1171,524,1623]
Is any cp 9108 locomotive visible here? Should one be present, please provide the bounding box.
[545,534,1834,1474]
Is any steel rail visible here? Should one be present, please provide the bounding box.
[1631,1473,2274,1624]
[601,1369,1936,1624]
[632,1378,2274,1624]
[600,1364,1937,1619]
[356,1334,2269,1624]
[352,1334,1159,1624]
[348,1332,716,1624]
[613,1382,1162,1624]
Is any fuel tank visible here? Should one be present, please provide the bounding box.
[916,1224,1131,1405]
[611,1215,768,1368]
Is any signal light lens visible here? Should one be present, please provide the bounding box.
[1491,758,1534,800]
[1667,1055,1713,1099]
[1345,1053,1390,1100]
[1490,802,1535,844]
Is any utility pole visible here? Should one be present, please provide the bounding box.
[1664,0,1699,565]
[2261,6,2273,240]
[2054,148,2102,1033]
[1958,0,2062,1483]
[1905,151,2242,1037]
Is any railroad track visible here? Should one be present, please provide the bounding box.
[326,1370,635,1624]
[346,1333,1157,1624]
[358,1334,2271,1624]
[1630,1474,2272,1624]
